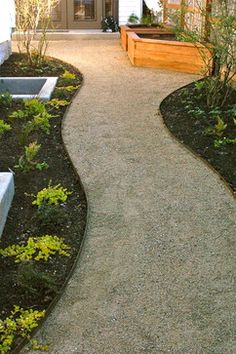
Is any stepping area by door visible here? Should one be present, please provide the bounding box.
[23,39,236,354]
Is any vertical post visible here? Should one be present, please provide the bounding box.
[180,0,186,29]
[162,0,168,24]
[205,0,212,41]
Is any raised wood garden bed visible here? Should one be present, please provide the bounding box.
[126,31,211,74]
[120,25,174,51]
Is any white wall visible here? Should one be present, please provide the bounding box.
[119,0,143,25]
[0,0,15,65]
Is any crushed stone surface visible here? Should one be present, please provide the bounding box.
[22,39,236,354]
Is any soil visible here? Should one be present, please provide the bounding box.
[138,33,176,40]
[0,54,87,350]
[160,81,236,194]
[127,24,162,29]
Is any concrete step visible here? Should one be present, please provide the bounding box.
[13,30,120,41]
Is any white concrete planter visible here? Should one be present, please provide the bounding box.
[0,172,14,238]
[0,77,58,101]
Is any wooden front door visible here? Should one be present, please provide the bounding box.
[52,0,117,29]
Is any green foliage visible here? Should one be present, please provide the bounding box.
[173,1,236,107]
[0,92,13,108]
[141,14,154,25]
[0,235,71,263]
[32,182,72,206]
[0,120,11,137]
[128,13,139,24]
[17,263,58,296]
[46,98,70,109]
[187,107,206,118]
[9,99,54,145]
[194,80,205,92]
[214,137,236,148]
[213,116,227,137]
[15,141,48,172]
[226,104,236,118]
[207,116,227,138]
[34,205,67,228]
[61,70,76,80]
[10,99,46,120]
[0,306,46,353]
[57,85,80,92]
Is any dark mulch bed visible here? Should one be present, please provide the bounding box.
[0,54,87,350]
[160,80,236,194]
[138,34,176,40]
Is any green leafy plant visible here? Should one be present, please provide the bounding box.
[194,80,205,92]
[0,92,13,108]
[31,182,72,206]
[9,99,54,145]
[61,70,76,80]
[10,99,47,120]
[28,182,71,227]
[0,120,11,137]
[46,98,70,109]
[127,13,140,24]
[57,85,80,92]
[17,263,58,296]
[15,142,48,172]
[214,137,236,148]
[34,204,67,228]
[187,107,206,118]
[226,104,236,118]
[141,14,154,25]
[173,1,236,107]
[213,116,227,137]
[0,306,47,353]
[0,235,71,263]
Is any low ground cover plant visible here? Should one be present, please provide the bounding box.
[0,306,47,354]
[0,53,86,353]
[0,235,71,263]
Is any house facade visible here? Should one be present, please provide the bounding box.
[0,0,15,64]
[52,0,143,29]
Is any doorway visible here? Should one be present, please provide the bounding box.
[52,0,118,29]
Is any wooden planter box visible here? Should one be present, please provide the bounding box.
[120,25,173,51]
[126,31,211,74]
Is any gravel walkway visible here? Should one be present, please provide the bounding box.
[24,39,236,354]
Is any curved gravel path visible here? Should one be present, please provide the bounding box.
[24,40,235,354]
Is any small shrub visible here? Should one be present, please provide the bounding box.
[10,99,46,120]
[15,142,48,172]
[207,116,227,138]
[34,204,67,228]
[101,16,119,32]
[57,85,80,92]
[61,70,76,80]
[127,13,139,24]
[46,98,70,109]
[212,116,227,137]
[0,120,11,137]
[17,263,58,296]
[9,99,54,145]
[0,235,71,263]
[0,306,46,353]
[214,137,236,148]
[0,92,13,108]
[32,182,72,206]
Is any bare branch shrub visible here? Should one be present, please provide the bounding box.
[15,0,61,66]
